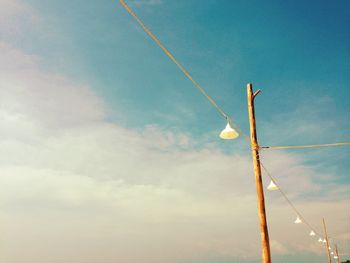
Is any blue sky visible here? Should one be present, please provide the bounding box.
[0,0,349,263]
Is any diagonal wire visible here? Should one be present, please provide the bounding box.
[261,141,350,150]
[116,0,250,141]
[259,160,323,237]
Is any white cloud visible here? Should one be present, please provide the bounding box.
[270,240,289,255]
[0,0,40,40]
[0,43,106,131]
[0,39,259,263]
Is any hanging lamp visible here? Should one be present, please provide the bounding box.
[219,122,239,140]
[294,217,302,224]
[267,180,278,191]
[309,230,316,236]
[318,238,323,242]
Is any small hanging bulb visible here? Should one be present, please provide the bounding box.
[294,217,302,224]
[331,252,334,255]
[267,180,278,191]
[219,122,239,140]
[318,238,323,242]
[334,255,338,259]
[309,230,316,236]
[328,246,331,250]
[323,239,327,243]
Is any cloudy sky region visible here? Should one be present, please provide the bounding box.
[0,0,349,263]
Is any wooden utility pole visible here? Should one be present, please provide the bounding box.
[335,244,340,263]
[323,218,332,263]
[247,83,271,263]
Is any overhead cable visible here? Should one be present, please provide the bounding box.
[261,141,350,150]
[116,0,250,140]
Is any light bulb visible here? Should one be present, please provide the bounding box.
[267,180,278,191]
[219,122,239,140]
[294,217,302,224]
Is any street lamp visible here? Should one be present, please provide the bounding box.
[267,180,278,191]
[219,122,239,139]
[295,217,302,224]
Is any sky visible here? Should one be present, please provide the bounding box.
[0,0,349,262]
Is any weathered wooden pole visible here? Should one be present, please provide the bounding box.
[335,244,340,263]
[322,218,332,263]
[247,83,271,263]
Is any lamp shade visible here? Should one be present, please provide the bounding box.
[267,180,278,191]
[309,230,316,236]
[318,238,323,242]
[219,123,239,140]
[323,239,327,243]
[334,256,338,259]
[294,217,302,224]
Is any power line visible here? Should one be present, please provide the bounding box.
[117,0,226,117]
[116,0,250,140]
[261,142,350,150]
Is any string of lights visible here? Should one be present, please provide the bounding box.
[260,160,344,260]
[259,161,321,235]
